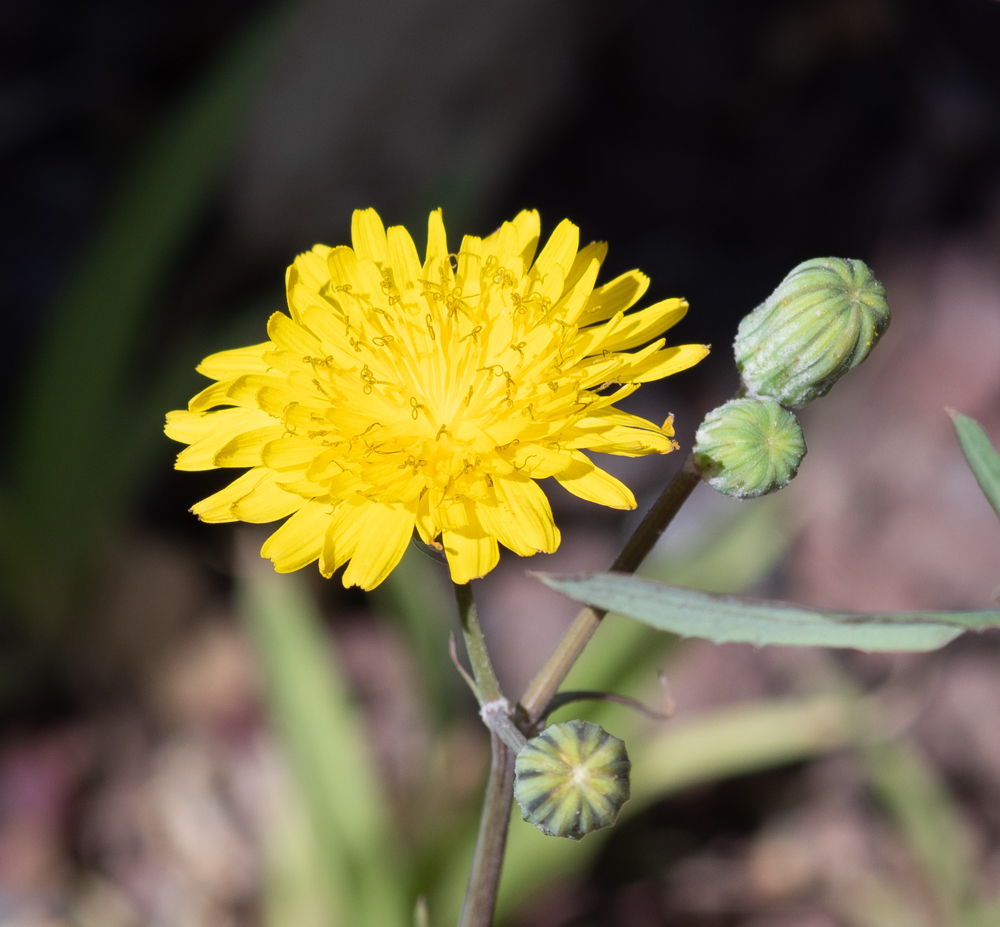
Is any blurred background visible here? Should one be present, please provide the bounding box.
[3,0,1000,924]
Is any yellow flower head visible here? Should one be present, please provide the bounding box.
[166,209,708,588]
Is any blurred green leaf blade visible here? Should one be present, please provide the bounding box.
[864,738,973,923]
[238,552,407,927]
[536,572,1000,651]
[4,5,288,626]
[950,409,1000,523]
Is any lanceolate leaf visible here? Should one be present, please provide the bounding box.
[536,572,1000,652]
[950,409,1000,523]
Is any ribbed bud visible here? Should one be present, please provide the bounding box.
[734,257,890,407]
[514,720,631,840]
[693,398,805,499]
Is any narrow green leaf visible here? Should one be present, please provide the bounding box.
[950,409,1000,522]
[4,5,288,628]
[238,553,406,927]
[864,738,973,922]
[536,572,1000,652]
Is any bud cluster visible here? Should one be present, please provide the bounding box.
[694,257,889,498]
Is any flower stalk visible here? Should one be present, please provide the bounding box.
[454,582,520,927]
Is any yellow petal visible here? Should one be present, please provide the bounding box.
[214,424,285,467]
[424,208,450,274]
[624,343,710,383]
[188,380,237,413]
[327,245,383,297]
[510,209,541,267]
[351,208,389,266]
[493,476,560,554]
[563,241,608,292]
[456,235,482,300]
[262,435,321,471]
[191,468,269,523]
[166,409,213,445]
[533,219,579,282]
[319,495,370,577]
[291,246,333,293]
[567,423,677,456]
[555,459,636,510]
[484,221,522,278]
[597,298,689,353]
[266,312,323,356]
[341,502,415,590]
[578,270,650,326]
[174,408,275,470]
[510,444,576,479]
[196,342,274,380]
[553,258,600,326]
[261,500,331,572]
[442,530,499,584]
[415,491,439,545]
[231,470,306,522]
[387,224,422,293]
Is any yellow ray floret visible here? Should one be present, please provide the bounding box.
[165,208,709,588]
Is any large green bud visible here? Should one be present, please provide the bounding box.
[514,720,631,840]
[734,257,890,408]
[693,398,805,498]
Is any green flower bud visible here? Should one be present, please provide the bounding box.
[514,720,631,840]
[734,257,890,407]
[693,398,805,499]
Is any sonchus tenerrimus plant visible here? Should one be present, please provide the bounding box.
[168,215,1000,927]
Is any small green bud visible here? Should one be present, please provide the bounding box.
[514,720,631,840]
[734,257,890,407]
[693,398,805,499]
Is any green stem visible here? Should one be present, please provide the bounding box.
[457,733,516,927]
[518,453,702,724]
[454,582,503,703]
[454,582,519,927]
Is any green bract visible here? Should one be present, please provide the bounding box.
[694,398,805,499]
[734,257,890,407]
[514,720,631,840]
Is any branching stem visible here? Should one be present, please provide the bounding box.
[518,453,702,725]
[455,452,704,926]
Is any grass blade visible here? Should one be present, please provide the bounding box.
[238,546,406,927]
[4,5,288,628]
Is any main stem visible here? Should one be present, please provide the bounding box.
[455,582,516,927]
[458,733,516,927]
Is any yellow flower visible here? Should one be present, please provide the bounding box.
[165,209,708,588]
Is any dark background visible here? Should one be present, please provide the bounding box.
[6,0,1000,407]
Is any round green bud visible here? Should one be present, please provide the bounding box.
[734,257,890,408]
[514,720,631,840]
[693,398,806,499]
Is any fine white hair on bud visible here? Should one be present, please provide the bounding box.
[693,398,806,499]
[734,257,890,408]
